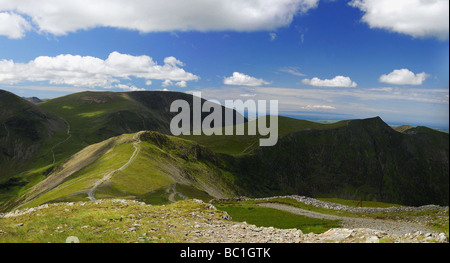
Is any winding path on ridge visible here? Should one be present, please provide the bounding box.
[87,139,141,201]
[258,203,438,236]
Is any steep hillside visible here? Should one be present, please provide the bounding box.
[1,90,246,211]
[6,131,240,211]
[37,91,245,162]
[233,117,449,206]
[2,89,448,210]
[23,97,43,104]
[0,90,66,180]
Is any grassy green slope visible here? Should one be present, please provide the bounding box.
[9,131,239,211]
[2,90,246,211]
[0,90,68,206]
[37,90,248,165]
[2,89,448,210]
[0,200,228,243]
[1,91,141,208]
[0,90,66,174]
[37,92,148,159]
[7,114,447,210]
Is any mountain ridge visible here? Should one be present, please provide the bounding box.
[0,90,448,211]
[232,116,448,206]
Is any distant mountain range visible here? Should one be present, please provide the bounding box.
[23,97,43,104]
[0,89,448,211]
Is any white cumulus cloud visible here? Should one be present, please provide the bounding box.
[0,51,198,89]
[302,76,357,88]
[161,80,174,87]
[301,105,336,111]
[161,79,188,88]
[379,69,429,86]
[349,0,449,40]
[0,11,31,39]
[115,84,146,91]
[223,72,271,86]
[164,56,185,67]
[0,0,319,38]
[175,81,187,88]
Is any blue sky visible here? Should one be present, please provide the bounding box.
[0,0,449,128]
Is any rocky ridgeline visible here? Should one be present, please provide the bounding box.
[0,204,52,219]
[1,199,448,243]
[0,199,149,219]
[211,195,449,214]
[191,221,448,243]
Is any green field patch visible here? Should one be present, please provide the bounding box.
[94,183,134,200]
[77,110,106,118]
[138,187,172,205]
[236,197,449,234]
[216,204,341,234]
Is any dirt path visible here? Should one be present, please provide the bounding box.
[258,203,437,236]
[87,140,141,201]
[2,121,10,140]
[50,120,72,164]
[42,118,72,164]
